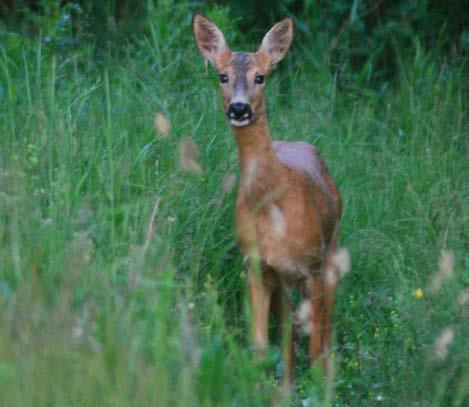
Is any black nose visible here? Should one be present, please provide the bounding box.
[227,102,252,121]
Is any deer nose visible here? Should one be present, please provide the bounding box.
[227,102,252,121]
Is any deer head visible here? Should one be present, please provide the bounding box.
[193,14,294,127]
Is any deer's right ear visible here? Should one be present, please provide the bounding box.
[192,13,230,68]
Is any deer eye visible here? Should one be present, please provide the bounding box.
[219,74,228,84]
[255,75,265,84]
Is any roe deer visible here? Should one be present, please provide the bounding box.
[192,14,342,386]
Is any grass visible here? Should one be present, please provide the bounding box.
[0,4,468,406]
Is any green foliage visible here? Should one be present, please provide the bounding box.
[0,1,468,405]
[1,0,467,84]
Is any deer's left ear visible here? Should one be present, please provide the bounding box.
[256,18,294,72]
[192,13,231,68]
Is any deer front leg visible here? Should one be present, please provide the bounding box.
[248,268,272,357]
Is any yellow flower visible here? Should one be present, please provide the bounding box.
[415,288,424,299]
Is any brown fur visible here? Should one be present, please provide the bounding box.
[193,13,342,387]
[215,51,268,119]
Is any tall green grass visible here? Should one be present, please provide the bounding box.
[0,4,467,406]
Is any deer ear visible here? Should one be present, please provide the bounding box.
[192,13,230,67]
[257,18,294,71]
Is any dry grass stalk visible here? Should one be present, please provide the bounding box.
[179,301,200,366]
[143,197,161,252]
[457,288,469,318]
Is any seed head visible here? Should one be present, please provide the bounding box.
[457,288,469,306]
[434,327,454,360]
[243,158,258,194]
[296,300,312,335]
[430,250,455,292]
[325,264,338,287]
[269,204,286,238]
[222,173,236,195]
[179,138,203,175]
[154,112,171,137]
[331,248,351,277]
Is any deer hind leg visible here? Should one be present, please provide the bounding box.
[308,278,324,363]
[248,269,272,357]
[279,285,294,389]
[322,278,336,370]
[322,225,340,369]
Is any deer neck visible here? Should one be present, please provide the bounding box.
[232,118,287,206]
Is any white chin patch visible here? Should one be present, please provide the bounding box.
[230,119,250,127]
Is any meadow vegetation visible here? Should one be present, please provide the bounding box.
[0,1,467,405]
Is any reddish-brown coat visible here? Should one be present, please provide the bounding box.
[233,119,342,382]
[234,121,342,288]
[192,13,342,387]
